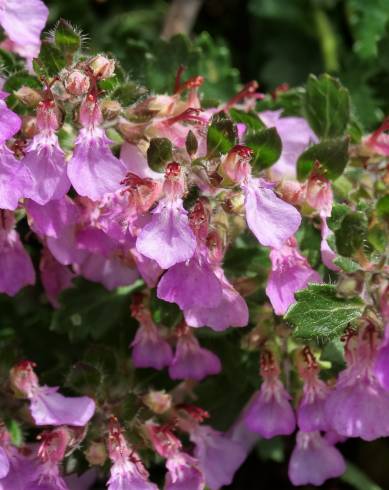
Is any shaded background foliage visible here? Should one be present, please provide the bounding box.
[1,0,388,488]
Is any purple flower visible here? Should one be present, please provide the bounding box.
[120,142,163,180]
[23,101,70,205]
[169,326,221,381]
[0,447,39,489]
[0,210,35,295]
[184,267,248,331]
[244,352,296,438]
[288,431,346,486]
[0,91,21,144]
[243,176,301,249]
[107,418,158,490]
[136,163,196,269]
[190,425,246,490]
[0,446,9,478]
[11,361,95,427]
[320,217,340,271]
[325,326,389,441]
[26,197,79,239]
[165,452,205,490]
[40,248,75,308]
[157,254,222,310]
[259,110,317,180]
[67,97,128,200]
[266,237,321,315]
[64,469,97,490]
[374,324,389,391]
[131,322,173,370]
[0,0,48,62]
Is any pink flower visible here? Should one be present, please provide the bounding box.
[320,217,340,271]
[169,325,221,381]
[304,171,333,218]
[266,237,321,315]
[0,90,21,144]
[0,0,48,61]
[0,437,39,490]
[0,446,9,478]
[244,351,296,438]
[0,210,35,295]
[120,142,163,180]
[288,431,346,486]
[130,300,173,370]
[365,117,389,155]
[325,326,389,441]
[67,96,128,200]
[10,361,95,427]
[107,418,158,490]
[165,452,205,490]
[64,469,97,490]
[136,163,196,269]
[40,248,75,308]
[23,100,70,205]
[259,110,317,180]
[190,425,246,490]
[374,323,389,391]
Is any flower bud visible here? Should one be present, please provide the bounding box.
[89,55,115,79]
[277,180,305,206]
[9,360,39,398]
[14,86,42,107]
[101,99,121,120]
[65,69,90,96]
[142,390,172,414]
[21,115,38,138]
[85,441,107,466]
[336,274,363,298]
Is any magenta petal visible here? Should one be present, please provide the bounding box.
[374,337,389,391]
[0,230,35,295]
[0,447,10,478]
[184,269,248,331]
[23,142,70,205]
[26,197,79,239]
[120,142,162,180]
[47,226,87,266]
[30,386,95,426]
[244,384,296,438]
[136,199,196,269]
[40,250,75,308]
[131,325,173,370]
[243,177,301,248]
[64,469,97,490]
[76,227,116,256]
[157,257,222,310]
[288,431,345,486]
[0,450,39,489]
[80,254,138,290]
[0,99,21,143]
[0,0,48,60]
[131,248,162,288]
[191,425,246,490]
[0,145,30,210]
[68,129,128,200]
[297,392,329,432]
[165,453,204,490]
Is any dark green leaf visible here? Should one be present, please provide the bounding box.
[229,108,265,132]
[368,225,388,252]
[147,138,172,172]
[112,81,148,105]
[333,256,360,273]
[54,19,81,57]
[246,127,282,170]
[65,362,102,396]
[297,138,349,181]
[207,111,237,157]
[328,203,350,231]
[285,284,365,340]
[304,74,350,139]
[377,195,389,219]
[33,41,66,78]
[335,211,368,256]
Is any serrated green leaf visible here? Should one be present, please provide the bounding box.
[229,108,265,132]
[335,211,368,256]
[297,138,349,180]
[207,111,237,157]
[377,194,389,219]
[147,137,172,172]
[285,284,364,340]
[333,256,360,273]
[246,127,282,170]
[54,19,81,57]
[304,74,351,139]
[328,203,350,231]
[368,224,388,252]
[33,41,66,78]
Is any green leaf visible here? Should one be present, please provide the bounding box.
[304,74,351,139]
[33,41,66,78]
[285,284,365,340]
[368,224,388,252]
[297,138,349,181]
[328,203,350,231]
[333,256,360,273]
[147,138,172,172]
[207,111,237,157]
[229,108,265,132]
[111,81,148,106]
[65,362,102,396]
[246,127,282,170]
[54,19,81,57]
[341,461,382,490]
[377,194,389,219]
[335,211,368,257]
[4,419,23,447]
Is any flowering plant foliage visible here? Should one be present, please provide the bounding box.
[0,1,388,489]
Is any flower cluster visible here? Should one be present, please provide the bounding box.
[0,1,388,489]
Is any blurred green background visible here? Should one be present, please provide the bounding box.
[40,1,389,488]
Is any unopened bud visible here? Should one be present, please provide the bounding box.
[65,69,90,96]
[222,192,245,214]
[143,390,172,414]
[85,441,107,466]
[277,180,305,206]
[89,55,115,79]
[14,87,42,107]
[101,99,121,120]
[21,116,38,138]
[336,274,363,298]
